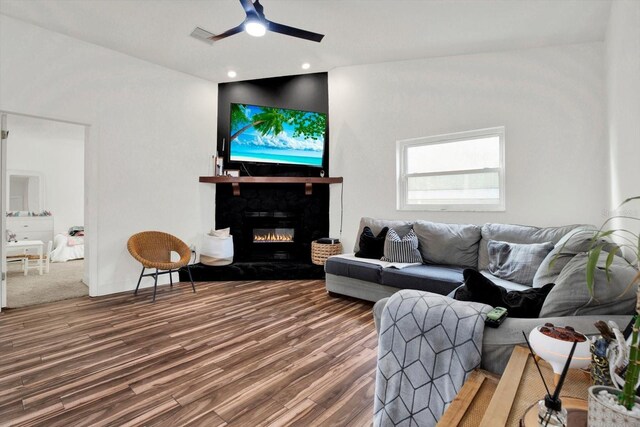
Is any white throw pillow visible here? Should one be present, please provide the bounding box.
[208,227,231,238]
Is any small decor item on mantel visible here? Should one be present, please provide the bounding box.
[225,169,240,178]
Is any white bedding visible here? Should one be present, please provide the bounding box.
[50,233,84,262]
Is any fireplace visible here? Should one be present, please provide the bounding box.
[214,182,329,264]
[243,211,300,261]
[253,228,295,243]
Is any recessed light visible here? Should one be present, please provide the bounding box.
[301,63,311,70]
[227,70,237,78]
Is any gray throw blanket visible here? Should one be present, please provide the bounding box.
[373,290,492,426]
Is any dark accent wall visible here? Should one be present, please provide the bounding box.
[217,72,329,177]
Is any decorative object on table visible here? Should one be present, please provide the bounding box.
[311,239,342,266]
[575,196,640,419]
[528,323,591,385]
[588,384,640,426]
[225,169,240,177]
[523,330,579,426]
[590,321,615,386]
[200,228,234,266]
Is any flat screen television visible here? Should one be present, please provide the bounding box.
[229,103,327,168]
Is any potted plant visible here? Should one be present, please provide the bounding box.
[584,196,640,425]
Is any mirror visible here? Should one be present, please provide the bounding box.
[6,171,43,213]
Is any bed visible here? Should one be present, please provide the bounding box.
[50,233,84,262]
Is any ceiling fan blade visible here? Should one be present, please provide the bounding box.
[239,0,258,17]
[266,20,324,42]
[209,23,245,42]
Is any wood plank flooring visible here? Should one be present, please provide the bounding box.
[0,280,378,426]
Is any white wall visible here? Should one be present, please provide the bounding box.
[329,43,607,252]
[606,0,640,215]
[7,116,84,235]
[0,15,218,296]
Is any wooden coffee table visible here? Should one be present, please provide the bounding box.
[438,345,591,426]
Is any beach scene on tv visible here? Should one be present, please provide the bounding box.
[229,103,326,167]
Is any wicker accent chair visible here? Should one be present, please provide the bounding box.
[127,231,195,302]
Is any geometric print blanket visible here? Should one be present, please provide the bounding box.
[373,290,492,426]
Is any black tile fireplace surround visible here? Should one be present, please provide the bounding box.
[218,183,329,263]
[180,182,329,281]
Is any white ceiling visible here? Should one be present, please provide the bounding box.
[0,0,612,83]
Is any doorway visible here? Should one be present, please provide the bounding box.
[1,113,88,308]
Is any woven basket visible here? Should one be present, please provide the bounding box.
[311,241,342,265]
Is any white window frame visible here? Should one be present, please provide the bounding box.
[396,127,506,212]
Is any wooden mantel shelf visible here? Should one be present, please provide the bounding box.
[199,176,343,196]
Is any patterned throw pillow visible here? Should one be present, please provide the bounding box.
[487,240,554,285]
[381,228,423,263]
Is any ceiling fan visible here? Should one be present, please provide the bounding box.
[202,0,324,43]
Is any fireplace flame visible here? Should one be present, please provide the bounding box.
[253,231,294,243]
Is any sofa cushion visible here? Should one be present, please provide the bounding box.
[381,229,423,263]
[325,256,383,284]
[487,240,554,285]
[539,252,639,317]
[532,227,614,288]
[413,220,481,268]
[380,264,464,295]
[355,226,388,259]
[353,217,414,252]
[478,223,583,270]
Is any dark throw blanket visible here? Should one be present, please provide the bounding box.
[454,269,554,318]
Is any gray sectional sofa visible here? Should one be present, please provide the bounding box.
[325,217,636,373]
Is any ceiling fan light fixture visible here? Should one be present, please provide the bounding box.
[245,20,266,37]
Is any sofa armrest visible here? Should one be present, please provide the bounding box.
[373,297,389,334]
[372,297,632,375]
[482,315,632,374]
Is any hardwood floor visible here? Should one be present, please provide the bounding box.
[0,280,378,426]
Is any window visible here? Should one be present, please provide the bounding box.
[397,127,505,211]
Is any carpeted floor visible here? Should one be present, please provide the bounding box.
[6,259,87,308]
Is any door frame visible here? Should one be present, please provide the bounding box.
[0,111,97,308]
[1,114,7,310]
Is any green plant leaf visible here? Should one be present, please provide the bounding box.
[605,247,618,283]
[586,246,602,296]
[619,195,640,208]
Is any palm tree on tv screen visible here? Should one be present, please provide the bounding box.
[230,104,325,142]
